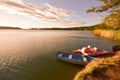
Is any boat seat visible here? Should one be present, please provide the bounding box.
[72,54,83,60]
[62,53,69,58]
[86,56,94,61]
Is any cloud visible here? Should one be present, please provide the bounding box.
[0,0,84,27]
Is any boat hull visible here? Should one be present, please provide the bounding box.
[56,52,98,65]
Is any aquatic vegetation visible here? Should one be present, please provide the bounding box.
[93,29,120,41]
[113,30,120,40]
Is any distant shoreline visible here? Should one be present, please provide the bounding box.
[0,26,22,30]
[0,26,94,30]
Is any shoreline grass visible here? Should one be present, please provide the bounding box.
[93,29,120,41]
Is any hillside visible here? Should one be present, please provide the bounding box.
[74,51,120,80]
[0,26,22,29]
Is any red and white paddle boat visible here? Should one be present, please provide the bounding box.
[73,46,109,57]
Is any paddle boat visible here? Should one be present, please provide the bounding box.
[73,47,109,57]
[56,52,98,65]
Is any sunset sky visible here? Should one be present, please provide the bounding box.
[0,0,107,29]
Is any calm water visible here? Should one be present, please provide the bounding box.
[0,30,118,80]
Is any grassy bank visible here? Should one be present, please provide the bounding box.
[93,29,120,40]
[74,51,120,80]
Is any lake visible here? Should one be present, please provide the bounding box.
[0,30,118,80]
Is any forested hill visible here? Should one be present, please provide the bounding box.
[0,26,22,29]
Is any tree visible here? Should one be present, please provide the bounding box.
[87,0,120,29]
[103,10,120,29]
[87,0,120,13]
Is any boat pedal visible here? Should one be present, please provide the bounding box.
[68,55,72,59]
[58,54,62,57]
[83,57,87,62]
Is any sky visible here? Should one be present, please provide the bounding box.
[0,0,107,29]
